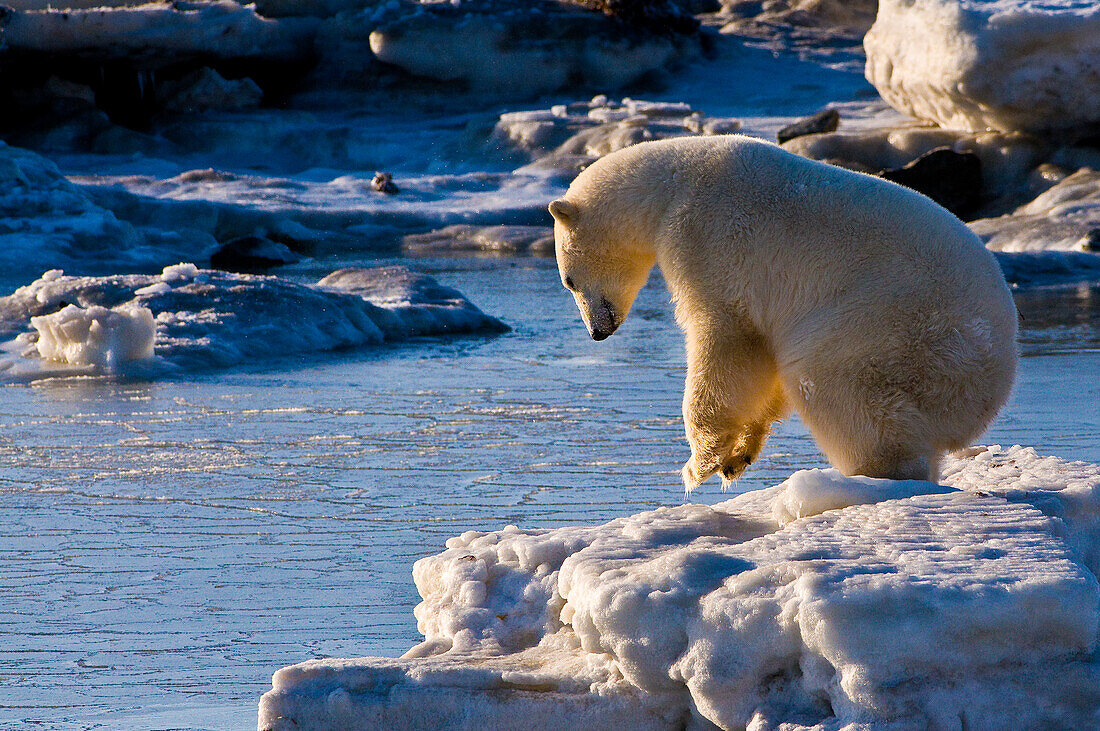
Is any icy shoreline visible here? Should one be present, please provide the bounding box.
[259,445,1100,730]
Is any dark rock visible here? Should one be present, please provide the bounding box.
[210,235,302,272]
[879,147,983,219]
[776,108,840,144]
[371,171,399,194]
[1084,228,1100,253]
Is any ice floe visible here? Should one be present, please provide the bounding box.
[259,445,1100,730]
[0,264,507,379]
[865,0,1100,137]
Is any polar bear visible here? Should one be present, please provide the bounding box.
[549,135,1017,489]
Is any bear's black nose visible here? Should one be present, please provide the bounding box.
[591,329,611,341]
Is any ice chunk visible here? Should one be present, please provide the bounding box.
[158,67,263,114]
[492,98,742,172]
[971,168,1100,252]
[260,446,1100,729]
[0,265,507,378]
[719,0,878,44]
[864,0,1100,136]
[160,262,200,283]
[30,304,155,372]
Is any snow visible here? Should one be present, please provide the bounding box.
[0,265,507,379]
[77,164,561,248]
[259,445,1100,730]
[864,0,1100,136]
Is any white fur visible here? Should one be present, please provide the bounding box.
[551,135,1018,490]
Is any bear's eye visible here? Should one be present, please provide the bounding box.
[564,276,575,291]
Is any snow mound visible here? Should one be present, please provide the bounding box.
[0,265,507,379]
[259,446,1100,730]
[864,0,1100,136]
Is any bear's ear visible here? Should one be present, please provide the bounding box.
[548,199,578,226]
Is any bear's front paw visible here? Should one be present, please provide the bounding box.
[719,453,752,486]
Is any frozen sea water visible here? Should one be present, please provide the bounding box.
[0,253,1097,729]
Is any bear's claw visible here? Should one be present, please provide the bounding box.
[719,454,751,483]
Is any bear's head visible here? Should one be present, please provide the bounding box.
[549,197,655,341]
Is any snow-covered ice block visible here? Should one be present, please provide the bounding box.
[0,265,507,378]
[865,0,1100,136]
[259,446,1100,730]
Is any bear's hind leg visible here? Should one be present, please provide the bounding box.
[785,363,943,483]
[849,449,941,482]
